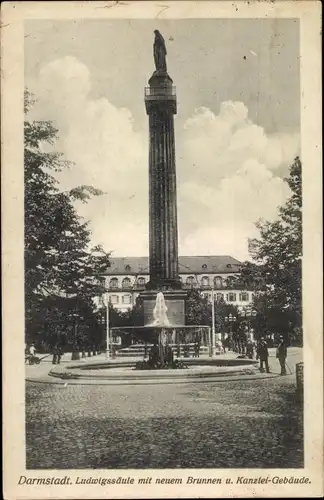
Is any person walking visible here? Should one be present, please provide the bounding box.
[256,337,270,373]
[28,343,36,365]
[246,339,254,359]
[52,344,58,365]
[276,335,287,375]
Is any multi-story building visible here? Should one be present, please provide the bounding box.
[101,256,253,312]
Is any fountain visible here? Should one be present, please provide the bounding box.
[105,31,218,367]
[151,292,170,327]
[48,32,260,383]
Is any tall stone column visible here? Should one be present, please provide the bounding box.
[145,71,181,290]
[141,32,187,327]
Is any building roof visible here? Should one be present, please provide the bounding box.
[104,256,242,275]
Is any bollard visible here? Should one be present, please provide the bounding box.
[296,362,303,394]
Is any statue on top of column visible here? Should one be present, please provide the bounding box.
[153,30,167,72]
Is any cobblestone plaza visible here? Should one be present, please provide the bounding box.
[26,348,303,469]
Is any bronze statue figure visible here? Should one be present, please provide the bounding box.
[153,30,167,72]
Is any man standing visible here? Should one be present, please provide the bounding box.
[28,343,36,365]
[256,337,270,373]
[276,335,288,375]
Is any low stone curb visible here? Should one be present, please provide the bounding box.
[26,370,281,386]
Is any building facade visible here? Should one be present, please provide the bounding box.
[100,256,253,312]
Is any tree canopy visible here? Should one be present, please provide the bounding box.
[24,90,110,350]
[240,157,302,339]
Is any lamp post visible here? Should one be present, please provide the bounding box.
[211,287,216,356]
[106,294,110,359]
[239,307,257,336]
[225,313,236,350]
[238,307,257,353]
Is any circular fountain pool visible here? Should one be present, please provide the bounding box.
[49,356,261,385]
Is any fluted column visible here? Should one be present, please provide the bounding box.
[145,73,180,290]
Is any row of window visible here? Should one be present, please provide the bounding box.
[110,294,132,305]
[202,292,251,302]
[108,275,238,289]
[108,291,252,306]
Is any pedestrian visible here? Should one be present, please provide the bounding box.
[52,344,58,365]
[246,340,254,359]
[29,343,36,365]
[56,344,62,365]
[193,337,200,358]
[276,335,287,375]
[256,337,270,373]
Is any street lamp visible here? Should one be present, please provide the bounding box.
[211,287,216,356]
[225,313,236,330]
[238,307,257,341]
[104,277,111,360]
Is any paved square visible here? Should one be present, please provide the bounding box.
[26,349,303,469]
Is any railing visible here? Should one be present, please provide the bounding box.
[144,86,176,97]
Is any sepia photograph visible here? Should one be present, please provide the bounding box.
[23,15,303,470]
[1,1,322,499]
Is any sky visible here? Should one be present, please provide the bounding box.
[25,18,300,261]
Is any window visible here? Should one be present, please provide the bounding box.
[202,264,207,269]
[110,295,119,304]
[201,276,209,287]
[186,276,195,285]
[214,276,223,289]
[137,277,145,287]
[125,265,131,271]
[216,292,224,301]
[122,295,131,304]
[227,293,237,302]
[109,277,119,289]
[226,276,235,286]
[122,277,131,289]
[226,264,232,269]
[239,292,249,302]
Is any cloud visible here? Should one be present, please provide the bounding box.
[178,103,299,259]
[30,56,149,255]
[29,58,300,261]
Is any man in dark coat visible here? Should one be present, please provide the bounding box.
[276,335,288,375]
[256,337,270,373]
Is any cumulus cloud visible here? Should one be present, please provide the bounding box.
[29,58,300,260]
[178,103,300,259]
[30,56,148,256]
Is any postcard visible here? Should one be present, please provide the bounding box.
[1,1,323,498]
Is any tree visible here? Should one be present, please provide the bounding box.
[213,298,239,333]
[24,90,110,352]
[185,290,239,333]
[185,290,210,326]
[244,157,302,339]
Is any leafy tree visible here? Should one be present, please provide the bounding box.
[185,290,210,326]
[242,157,302,340]
[185,290,239,334]
[24,90,110,353]
[212,298,239,333]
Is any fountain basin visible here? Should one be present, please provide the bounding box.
[48,356,261,385]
